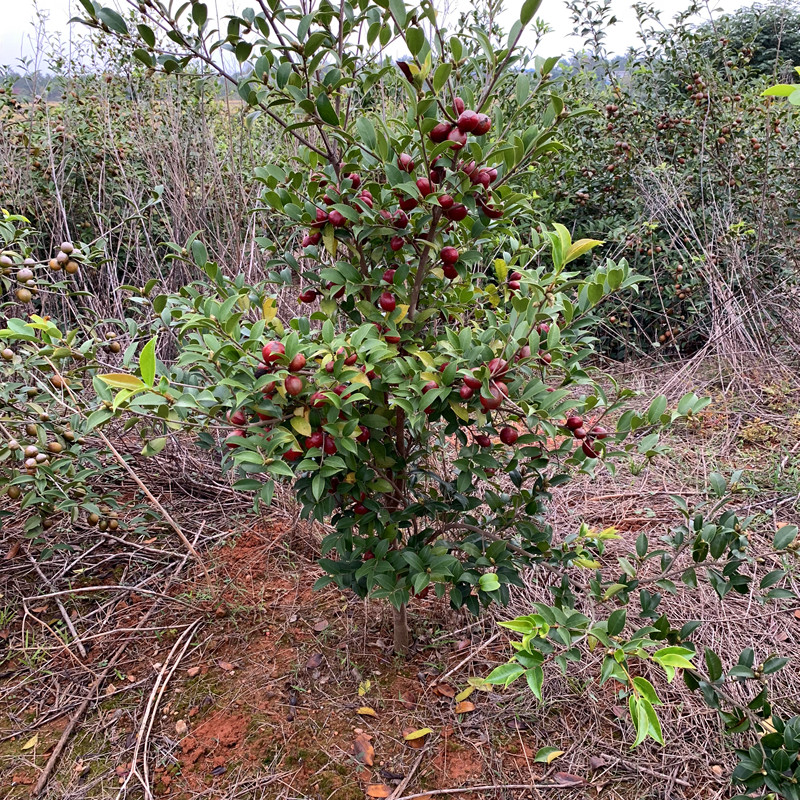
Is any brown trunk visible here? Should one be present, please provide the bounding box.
[392,603,410,655]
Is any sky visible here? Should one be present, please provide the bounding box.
[0,0,757,68]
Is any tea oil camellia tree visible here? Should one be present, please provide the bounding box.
[65,0,718,654]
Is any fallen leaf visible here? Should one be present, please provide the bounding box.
[366,785,392,798]
[175,720,188,736]
[186,666,201,677]
[115,763,129,777]
[454,686,474,703]
[358,680,371,697]
[306,653,323,669]
[357,706,377,717]
[433,683,456,698]
[588,755,606,771]
[313,619,329,632]
[554,772,585,786]
[456,638,471,651]
[534,747,564,764]
[353,733,374,766]
[4,541,20,560]
[466,677,493,692]
[218,661,235,672]
[105,683,117,696]
[21,734,38,751]
[711,764,724,776]
[794,610,800,620]
[31,606,48,614]
[454,701,475,714]
[403,727,433,749]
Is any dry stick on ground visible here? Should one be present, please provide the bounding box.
[394,784,576,800]
[32,530,203,796]
[437,631,503,684]
[117,618,202,800]
[598,754,692,788]
[389,751,426,800]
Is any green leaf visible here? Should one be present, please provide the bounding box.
[564,238,603,265]
[433,63,451,92]
[647,395,667,424]
[316,92,340,126]
[526,667,544,700]
[140,336,157,387]
[534,745,565,764]
[98,7,128,34]
[774,524,797,550]
[98,373,146,391]
[355,116,376,149]
[519,0,542,26]
[141,437,167,456]
[607,608,626,637]
[762,84,798,97]
[388,0,407,27]
[704,647,723,681]
[485,662,525,686]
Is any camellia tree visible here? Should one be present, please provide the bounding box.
[56,0,718,654]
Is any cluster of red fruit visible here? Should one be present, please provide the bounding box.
[564,414,608,459]
[429,98,491,149]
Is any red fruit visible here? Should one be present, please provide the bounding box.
[459,384,474,400]
[366,370,378,380]
[416,177,433,196]
[309,391,328,409]
[566,416,583,430]
[508,280,521,290]
[298,289,317,303]
[305,430,324,449]
[438,362,450,372]
[354,503,368,515]
[536,322,550,335]
[447,127,468,149]
[379,292,396,312]
[422,380,438,394]
[582,440,599,459]
[475,170,491,189]
[390,236,404,252]
[383,268,396,283]
[477,196,503,219]
[473,113,491,135]
[591,426,609,440]
[399,196,418,212]
[261,381,277,396]
[488,357,509,379]
[445,204,468,222]
[301,233,318,247]
[453,97,465,114]
[323,434,337,455]
[516,345,531,360]
[479,385,504,410]
[226,429,247,448]
[322,195,335,206]
[430,166,446,184]
[284,448,303,461]
[332,384,346,396]
[443,264,457,279]
[539,351,552,365]
[573,426,587,440]
[363,550,375,560]
[358,192,374,209]
[509,271,522,281]
[328,209,347,227]
[487,167,498,182]
[441,246,459,265]
[347,173,361,189]
[285,375,304,396]
[463,374,482,390]
[262,341,285,363]
[288,353,306,372]
[439,194,455,210]
[475,434,492,447]
[311,207,328,228]
[229,409,247,426]
[457,109,479,133]
[385,334,401,344]
[499,427,518,445]
[393,210,409,228]
[430,121,453,143]
[397,153,415,172]
[495,380,509,397]
[356,426,370,443]
[345,353,358,366]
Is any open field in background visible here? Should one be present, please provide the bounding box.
[2,360,799,799]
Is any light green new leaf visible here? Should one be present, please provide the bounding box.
[564,238,604,265]
[140,336,157,387]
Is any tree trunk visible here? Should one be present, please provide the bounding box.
[392,603,410,655]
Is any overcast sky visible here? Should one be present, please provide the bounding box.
[1,0,756,68]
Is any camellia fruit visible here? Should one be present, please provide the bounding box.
[499,427,518,445]
[229,409,247,426]
[459,384,474,400]
[288,353,306,372]
[323,435,337,455]
[453,97,465,114]
[475,434,492,448]
[416,177,433,196]
[379,292,396,312]
[305,430,324,449]
[422,380,438,394]
[262,341,285,363]
[479,385,504,410]
[328,209,347,227]
[463,374,482,390]
[390,237,404,252]
[441,246,459,265]
[443,264,457,279]
[285,375,304,396]
[298,289,317,303]
[226,429,247,448]
[445,204,468,222]
[488,358,509,379]
[572,426,587,439]
[284,448,302,461]
[456,109,479,133]
[309,391,328,409]
[397,153,415,172]
[591,426,609,440]
[473,113,491,135]
[429,121,453,143]
[383,268,396,283]
[566,416,583,430]
[508,280,521,290]
[582,440,599,459]
[447,127,468,150]
[439,194,454,210]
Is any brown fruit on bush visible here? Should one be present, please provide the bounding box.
[60,241,74,254]
[1,348,13,361]
[65,260,79,274]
